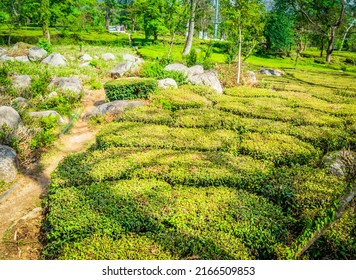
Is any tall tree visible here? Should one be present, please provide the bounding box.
[221,0,266,83]
[294,0,346,63]
[40,0,50,42]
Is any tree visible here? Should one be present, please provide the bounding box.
[294,0,346,63]
[40,0,50,42]
[133,0,166,41]
[165,0,189,58]
[221,0,266,83]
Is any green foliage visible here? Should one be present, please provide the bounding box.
[38,94,73,116]
[121,106,174,125]
[29,116,58,150]
[151,88,212,112]
[184,49,198,67]
[104,78,157,101]
[38,38,52,53]
[89,80,102,90]
[239,133,320,166]
[96,122,239,152]
[139,62,186,85]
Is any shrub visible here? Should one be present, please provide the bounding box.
[121,106,174,125]
[90,80,102,90]
[38,38,52,53]
[239,133,320,166]
[38,94,72,116]
[139,62,186,85]
[104,78,157,101]
[151,88,212,111]
[185,49,198,67]
[96,122,239,152]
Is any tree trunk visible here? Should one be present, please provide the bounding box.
[339,19,355,51]
[168,33,175,59]
[237,25,242,84]
[320,40,324,57]
[326,27,336,63]
[105,7,110,29]
[41,0,51,43]
[183,1,196,55]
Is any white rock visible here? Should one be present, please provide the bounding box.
[80,54,93,62]
[0,145,18,183]
[189,70,223,94]
[101,53,116,61]
[28,47,47,62]
[187,65,204,78]
[49,77,83,95]
[158,78,178,89]
[0,106,23,130]
[12,75,32,90]
[41,53,67,67]
[164,63,189,77]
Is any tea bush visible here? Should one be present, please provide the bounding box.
[96,122,239,152]
[104,78,157,101]
[121,106,174,125]
[139,62,186,85]
[151,88,212,111]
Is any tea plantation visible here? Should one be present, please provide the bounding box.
[43,73,356,260]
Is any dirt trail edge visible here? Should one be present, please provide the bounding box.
[0,89,104,259]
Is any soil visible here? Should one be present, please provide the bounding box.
[0,88,106,259]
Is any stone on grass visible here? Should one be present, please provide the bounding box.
[259,69,284,76]
[187,65,204,78]
[41,53,67,67]
[0,106,22,130]
[246,71,257,84]
[0,145,18,183]
[49,77,83,95]
[0,55,14,62]
[164,64,189,76]
[28,47,48,62]
[158,78,178,89]
[14,56,30,62]
[101,53,116,61]
[324,150,356,177]
[12,75,32,90]
[85,100,144,119]
[111,61,141,78]
[0,47,6,56]
[189,70,223,94]
[80,54,93,62]
[29,110,65,124]
[79,62,91,68]
[11,97,28,107]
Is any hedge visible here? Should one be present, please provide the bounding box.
[104,78,157,101]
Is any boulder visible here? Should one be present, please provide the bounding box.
[122,54,138,62]
[246,71,257,84]
[41,53,67,67]
[0,106,22,130]
[49,77,83,95]
[0,145,18,183]
[158,78,178,89]
[259,69,283,76]
[111,61,140,78]
[85,100,144,119]
[0,47,6,56]
[28,110,65,124]
[79,62,91,68]
[80,54,93,62]
[12,75,32,90]
[164,64,189,76]
[28,47,47,62]
[14,56,30,62]
[324,151,356,177]
[101,53,116,61]
[11,97,28,107]
[189,70,223,94]
[0,55,14,62]
[187,65,204,78]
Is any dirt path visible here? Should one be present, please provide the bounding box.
[0,89,105,259]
